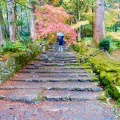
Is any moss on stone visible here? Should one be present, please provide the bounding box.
[100,71,106,80]
[111,86,120,100]
[33,91,44,103]
[92,77,99,81]
[0,43,42,84]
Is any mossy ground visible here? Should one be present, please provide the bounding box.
[73,40,120,105]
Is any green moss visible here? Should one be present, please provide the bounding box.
[83,65,91,69]
[116,75,120,86]
[105,73,117,84]
[99,94,107,102]
[117,98,120,106]
[69,79,73,82]
[100,71,106,80]
[73,41,120,103]
[116,86,120,94]
[92,77,99,81]
[112,86,120,99]
[85,69,92,73]
[33,90,44,102]
[0,43,42,84]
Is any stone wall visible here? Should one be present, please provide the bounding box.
[0,44,42,84]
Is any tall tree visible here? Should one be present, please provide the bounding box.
[29,1,36,41]
[93,0,105,45]
[0,7,4,46]
[6,0,16,43]
[29,0,48,42]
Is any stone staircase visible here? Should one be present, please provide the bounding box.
[0,44,118,120]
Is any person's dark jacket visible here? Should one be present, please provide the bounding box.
[58,36,64,45]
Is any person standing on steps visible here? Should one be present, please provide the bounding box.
[58,36,64,52]
[58,33,64,52]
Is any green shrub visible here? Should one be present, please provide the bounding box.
[99,38,110,51]
[3,40,27,52]
[13,40,27,51]
[2,41,14,52]
[72,44,80,52]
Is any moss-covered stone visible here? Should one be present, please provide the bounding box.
[92,77,99,81]
[0,43,42,84]
[100,71,106,80]
[110,86,120,100]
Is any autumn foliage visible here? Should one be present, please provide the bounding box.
[34,5,77,45]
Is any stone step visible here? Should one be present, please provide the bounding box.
[0,89,103,103]
[52,60,78,63]
[0,88,44,103]
[40,56,77,59]
[0,81,102,92]
[54,55,76,58]
[39,56,77,60]
[34,60,79,63]
[42,90,104,101]
[10,76,92,82]
[41,51,76,54]
[38,59,77,61]
[17,72,89,78]
[36,57,78,61]
[28,62,80,67]
[36,55,77,59]
[27,63,79,67]
[23,65,84,70]
[19,69,88,74]
[35,56,77,61]
[31,74,87,78]
[35,57,77,60]
[13,73,90,78]
[43,51,75,55]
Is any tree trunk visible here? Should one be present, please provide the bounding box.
[30,11,36,42]
[0,8,4,46]
[30,3,36,42]
[78,11,81,41]
[0,23,4,46]
[6,0,16,43]
[20,6,23,32]
[6,4,9,37]
[26,12,30,32]
[93,0,105,46]
[92,2,94,37]
[29,0,47,42]
[78,27,81,40]
[14,3,20,40]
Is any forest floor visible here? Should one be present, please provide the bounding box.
[0,44,119,120]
